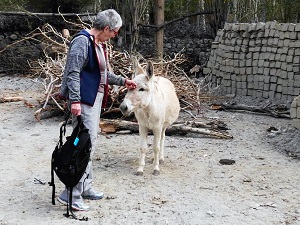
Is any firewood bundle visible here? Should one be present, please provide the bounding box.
[100,119,233,139]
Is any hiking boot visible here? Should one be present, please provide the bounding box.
[82,189,104,200]
[57,196,90,211]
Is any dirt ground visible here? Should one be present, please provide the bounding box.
[0,75,299,225]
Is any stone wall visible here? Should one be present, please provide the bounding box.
[0,13,88,72]
[138,35,212,71]
[0,31,43,72]
[0,13,213,74]
[0,30,212,74]
[203,22,300,102]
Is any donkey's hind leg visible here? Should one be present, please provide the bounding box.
[159,127,167,165]
[152,128,163,176]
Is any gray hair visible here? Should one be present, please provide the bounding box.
[93,9,122,30]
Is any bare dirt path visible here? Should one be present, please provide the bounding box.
[0,76,299,225]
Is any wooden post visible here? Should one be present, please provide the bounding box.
[154,0,165,59]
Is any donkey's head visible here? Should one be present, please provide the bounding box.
[120,57,155,116]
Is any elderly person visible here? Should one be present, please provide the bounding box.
[58,9,136,211]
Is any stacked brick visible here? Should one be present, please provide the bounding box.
[203,22,300,102]
[290,96,300,129]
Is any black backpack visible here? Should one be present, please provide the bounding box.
[49,114,91,220]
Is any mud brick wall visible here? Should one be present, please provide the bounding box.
[290,96,300,129]
[203,22,300,102]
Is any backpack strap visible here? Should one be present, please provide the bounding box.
[77,115,83,127]
[49,151,56,205]
[64,186,77,219]
[64,186,88,221]
[60,111,71,145]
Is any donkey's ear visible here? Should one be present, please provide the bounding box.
[132,56,144,77]
[145,61,154,79]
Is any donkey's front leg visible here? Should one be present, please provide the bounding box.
[152,128,162,176]
[137,126,148,176]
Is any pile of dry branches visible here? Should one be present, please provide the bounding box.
[24,24,209,120]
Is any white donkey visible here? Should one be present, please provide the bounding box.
[120,58,180,175]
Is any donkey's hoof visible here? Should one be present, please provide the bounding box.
[136,171,144,176]
[153,170,160,176]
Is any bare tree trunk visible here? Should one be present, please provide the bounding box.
[154,0,164,59]
[131,1,139,53]
[253,0,259,22]
[198,0,206,33]
[94,0,101,13]
[233,0,237,22]
[203,0,227,36]
[127,0,149,53]
[262,0,269,22]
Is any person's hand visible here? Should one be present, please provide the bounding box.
[125,79,137,90]
[71,103,81,116]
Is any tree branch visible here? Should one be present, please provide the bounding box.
[138,10,213,29]
[0,11,96,17]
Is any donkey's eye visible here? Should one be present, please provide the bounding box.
[139,88,145,92]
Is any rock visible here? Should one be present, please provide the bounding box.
[9,33,18,40]
[219,159,235,165]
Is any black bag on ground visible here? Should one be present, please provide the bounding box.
[49,114,91,220]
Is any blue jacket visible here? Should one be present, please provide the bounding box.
[77,30,101,106]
